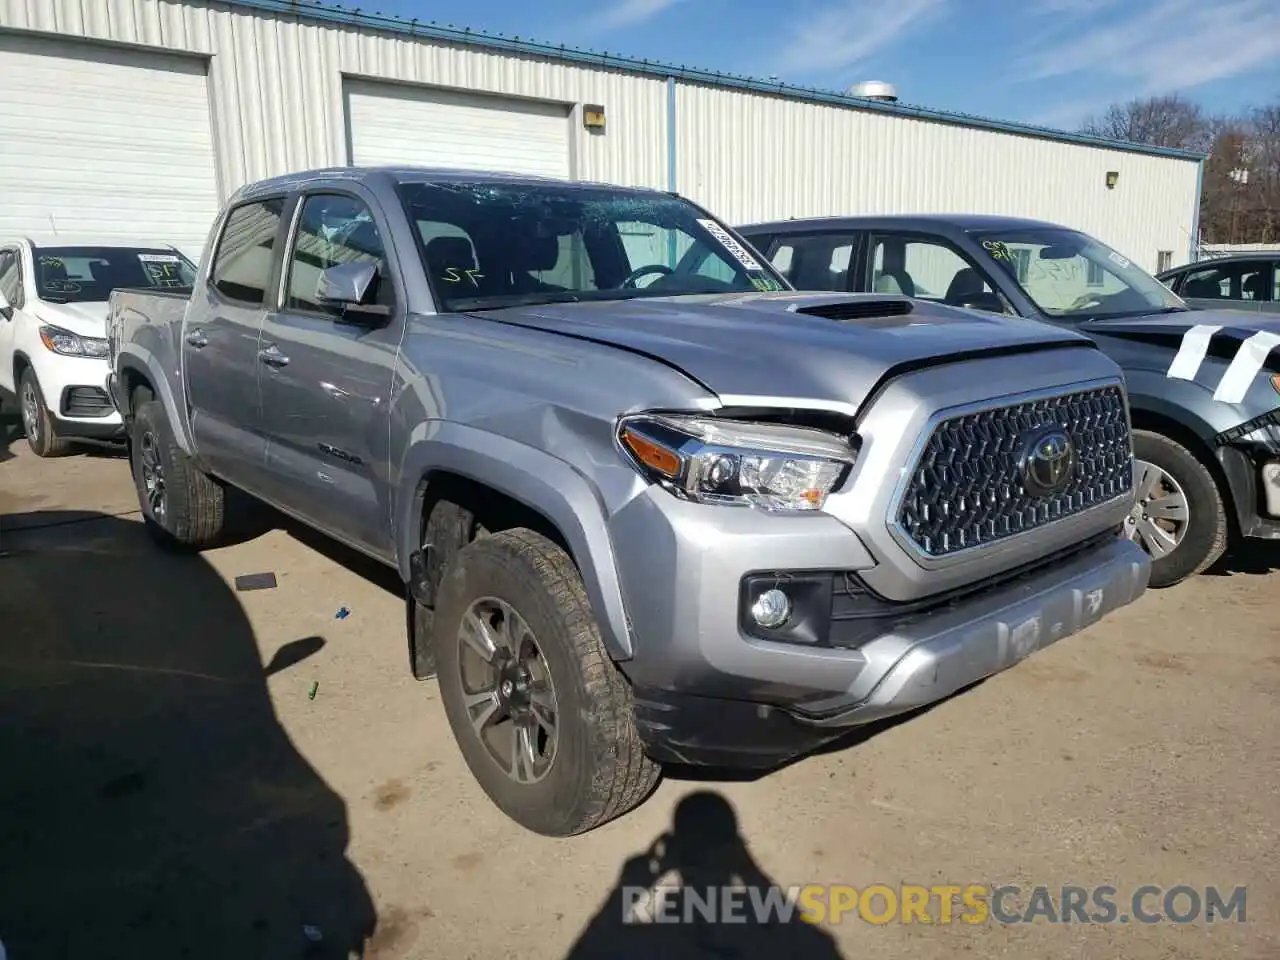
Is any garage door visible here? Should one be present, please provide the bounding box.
[345,80,571,179]
[0,34,220,260]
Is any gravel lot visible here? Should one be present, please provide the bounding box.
[1,422,1277,960]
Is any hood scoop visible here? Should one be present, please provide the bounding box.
[795,298,914,322]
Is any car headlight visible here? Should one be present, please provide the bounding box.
[617,413,856,512]
[39,324,109,358]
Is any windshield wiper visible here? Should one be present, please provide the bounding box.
[40,294,69,304]
[452,292,581,311]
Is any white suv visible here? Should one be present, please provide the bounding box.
[0,238,196,456]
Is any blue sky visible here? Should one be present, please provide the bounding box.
[352,0,1279,131]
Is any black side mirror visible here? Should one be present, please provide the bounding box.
[0,290,12,320]
[957,291,1007,314]
[315,261,390,323]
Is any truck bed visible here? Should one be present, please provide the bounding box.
[107,288,193,391]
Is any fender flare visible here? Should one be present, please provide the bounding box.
[115,345,196,456]
[1124,368,1242,443]
[394,421,634,661]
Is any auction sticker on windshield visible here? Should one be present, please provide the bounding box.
[697,218,764,272]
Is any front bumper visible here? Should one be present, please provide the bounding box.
[32,354,123,438]
[1216,414,1280,540]
[613,487,1150,769]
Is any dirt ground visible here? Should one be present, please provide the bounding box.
[1,421,1277,960]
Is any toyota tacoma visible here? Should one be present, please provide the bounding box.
[107,168,1150,836]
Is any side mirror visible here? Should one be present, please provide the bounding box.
[0,289,11,320]
[315,261,389,322]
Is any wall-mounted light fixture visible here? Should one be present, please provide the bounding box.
[1106,171,1119,189]
[583,104,606,131]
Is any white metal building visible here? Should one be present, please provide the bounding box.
[0,0,1204,271]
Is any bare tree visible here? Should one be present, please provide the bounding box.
[1079,94,1213,152]
[1080,93,1280,246]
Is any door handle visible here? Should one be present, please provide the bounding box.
[258,345,290,368]
[186,330,208,348]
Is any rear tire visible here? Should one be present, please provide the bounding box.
[1128,430,1228,588]
[434,528,659,836]
[19,368,72,458]
[130,398,225,550]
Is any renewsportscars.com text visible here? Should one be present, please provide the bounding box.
[622,883,1247,926]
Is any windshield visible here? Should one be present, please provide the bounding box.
[972,228,1186,320]
[396,180,789,311]
[32,245,197,303]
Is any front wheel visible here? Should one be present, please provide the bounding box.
[1127,430,1228,588]
[434,528,659,836]
[19,368,71,458]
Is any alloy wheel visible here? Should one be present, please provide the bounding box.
[138,431,168,524]
[20,379,39,443]
[456,596,558,784]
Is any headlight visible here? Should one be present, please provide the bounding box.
[38,324,109,358]
[617,413,856,512]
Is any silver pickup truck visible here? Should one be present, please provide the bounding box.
[107,167,1151,836]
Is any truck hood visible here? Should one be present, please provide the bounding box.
[467,292,1089,408]
[1079,308,1280,341]
[32,300,110,339]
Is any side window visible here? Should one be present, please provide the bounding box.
[766,234,854,291]
[869,235,996,305]
[287,193,392,312]
[211,198,285,306]
[0,250,21,306]
[1272,262,1280,302]
[1180,262,1269,302]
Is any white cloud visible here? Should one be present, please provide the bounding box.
[582,0,685,34]
[1017,0,1280,96]
[770,0,946,79]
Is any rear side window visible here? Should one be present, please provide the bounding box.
[212,198,285,305]
[0,250,21,305]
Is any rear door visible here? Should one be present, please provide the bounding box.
[1174,260,1270,313]
[758,232,860,292]
[257,187,404,561]
[0,248,22,394]
[185,196,287,486]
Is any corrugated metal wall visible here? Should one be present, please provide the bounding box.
[0,0,668,196]
[0,0,1199,273]
[675,84,1200,273]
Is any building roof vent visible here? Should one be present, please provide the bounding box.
[847,80,898,102]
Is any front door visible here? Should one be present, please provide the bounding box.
[185,197,287,486]
[862,233,1011,312]
[258,190,402,560]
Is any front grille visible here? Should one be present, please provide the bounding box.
[896,384,1132,557]
[828,527,1123,649]
[63,386,114,418]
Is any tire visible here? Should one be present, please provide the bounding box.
[434,528,659,836]
[130,398,225,549]
[18,367,72,458]
[1128,430,1228,588]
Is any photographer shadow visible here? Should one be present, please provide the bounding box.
[0,511,376,959]
[563,791,845,960]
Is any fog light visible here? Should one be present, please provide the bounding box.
[750,588,791,628]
